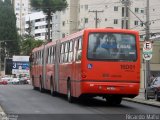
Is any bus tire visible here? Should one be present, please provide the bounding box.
[67,80,74,103]
[39,76,44,93]
[50,77,56,96]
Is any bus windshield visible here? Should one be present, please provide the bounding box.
[88,33,137,61]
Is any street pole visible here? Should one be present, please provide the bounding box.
[145,0,150,100]
[89,10,103,28]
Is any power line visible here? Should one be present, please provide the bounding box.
[89,10,103,28]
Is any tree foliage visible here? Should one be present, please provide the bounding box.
[21,36,44,56]
[0,0,20,57]
[30,0,68,42]
[31,0,68,13]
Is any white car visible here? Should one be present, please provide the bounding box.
[11,78,20,84]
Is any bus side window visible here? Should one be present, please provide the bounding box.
[47,48,49,64]
[35,52,38,65]
[60,43,65,63]
[68,40,73,62]
[76,38,82,61]
[50,47,54,64]
[64,42,69,62]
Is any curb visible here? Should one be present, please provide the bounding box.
[123,98,160,108]
[0,106,7,119]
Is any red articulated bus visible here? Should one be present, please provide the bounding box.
[30,28,140,105]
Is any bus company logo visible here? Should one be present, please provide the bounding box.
[88,64,93,69]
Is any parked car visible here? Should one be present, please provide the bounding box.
[146,77,160,101]
[19,77,28,84]
[0,77,12,85]
[11,78,20,85]
[0,79,8,85]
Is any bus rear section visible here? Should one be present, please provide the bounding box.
[80,29,140,104]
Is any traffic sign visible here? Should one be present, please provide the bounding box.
[143,41,153,61]
[143,53,152,61]
[143,41,152,51]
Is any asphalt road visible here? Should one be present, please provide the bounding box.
[0,85,160,120]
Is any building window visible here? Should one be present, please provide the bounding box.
[62,33,65,38]
[16,8,19,11]
[135,8,139,13]
[121,20,129,29]
[114,19,118,24]
[122,7,128,17]
[134,21,139,25]
[105,18,107,21]
[35,26,38,29]
[126,8,129,17]
[62,21,65,26]
[85,5,88,10]
[84,18,88,23]
[114,6,118,11]
[141,9,144,13]
[35,19,41,22]
[122,7,124,17]
[35,33,41,37]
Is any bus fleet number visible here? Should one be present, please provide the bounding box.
[120,64,135,70]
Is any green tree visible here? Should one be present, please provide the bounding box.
[30,0,68,42]
[0,0,20,54]
[0,0,20,60]
[21,36,44,55]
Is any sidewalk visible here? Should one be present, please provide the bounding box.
[123,89,160,107]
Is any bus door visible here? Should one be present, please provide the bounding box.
[73,37,82,96]
[54,40,61,92]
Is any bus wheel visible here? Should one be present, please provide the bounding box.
[50,78,56,96]
[67,80,74,103]
[39,77,44,93]
[106,96,122,105]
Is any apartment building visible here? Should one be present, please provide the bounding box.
[57,0,160,40]
[12,0,31,35]
[25,11,51,40]
[59,0,79,38]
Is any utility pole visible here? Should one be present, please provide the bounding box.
[145,0,150,100]
[89,10,103,28]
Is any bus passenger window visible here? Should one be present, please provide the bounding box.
[76,38,82,61]
[60,44,65,63]
[68,41,73,62]
[64,42,69,62]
